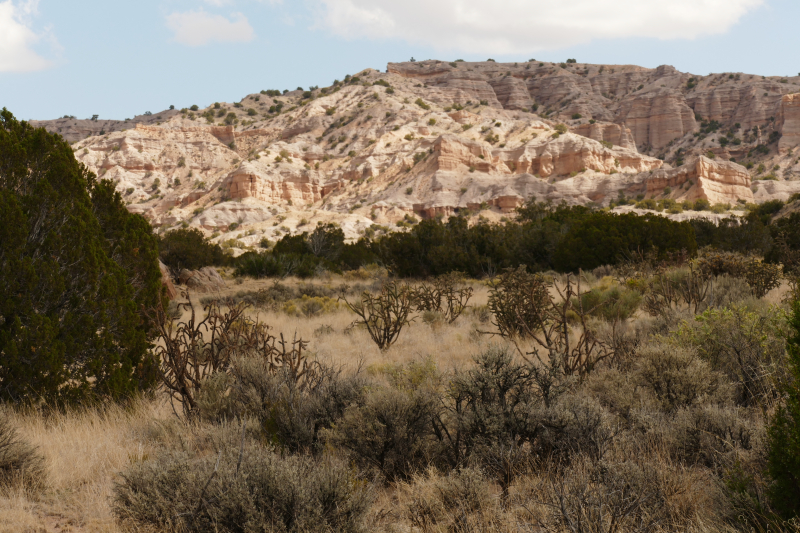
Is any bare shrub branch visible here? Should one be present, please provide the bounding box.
[147,290,317,416]
[341,281,414,350]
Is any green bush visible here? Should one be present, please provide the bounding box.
[635,344,724,411]
[767,299,800,518]
[578,282,642,321]
[328,386,438,481]
[0,109,161,403]
[114,445,372,533]
[553,212,698,272]
[158,227,228,273]
[674,304,787,407]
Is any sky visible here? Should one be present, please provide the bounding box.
[1,0,798,121]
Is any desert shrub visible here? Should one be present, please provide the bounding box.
[694,250,782,298]
[328,385,439,482]
[207,358,366,453]
[674,304,788,407]
[544,394,618,464]
[650,404,762,470]
[0,109,162,403]
[412,273,474,323]
[694,249,748,278]
[341,282,415,350]
[744,259,783,298]
[282,295,339,317]
[158,227,228,273]
[639,264,712,316]
[487,267,551,338]
[635,343,725,411]
[0,416,45,490]
[436,346,575,494]
[149,293,318,416]
[536,456,671,533]
[421,310,444,328]
[767,299,800,519]
[578,281,642,321]
[488,268,617,377]
[709,275,753,308]
[404,467,498,532]
[114,445,372,533]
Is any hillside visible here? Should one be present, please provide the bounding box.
[31,60,800,249]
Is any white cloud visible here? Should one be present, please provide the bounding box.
[166,10,255,46]
[0,0,51,72]
[315,0,764,54]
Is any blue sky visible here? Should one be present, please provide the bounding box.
[1,0,798,121]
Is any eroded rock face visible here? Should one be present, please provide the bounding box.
[493,134,662,177]
[687,82,787,131]
[614,90,697,150]
[75,123,239,208]
[33,60,800,249]
[179,267,227,293]
[30,110,182,144]
[226,161,325,204]
[571,122,637,151]
[159,261,178,300]
[778,93,800,153]
[629,157,753,205]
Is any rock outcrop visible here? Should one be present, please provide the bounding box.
[26,60,800,252]
[226,161,326,204]
[493,134,662,177]
[571,122,637,151]
[179,267,227,293]
[613,90,697,150]
[778,93,800,153]
[159,261,178,300]
[630,157,754,205]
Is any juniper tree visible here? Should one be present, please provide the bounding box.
[0,109,161,403]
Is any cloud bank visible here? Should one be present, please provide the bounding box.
[315,0,764,54]
[0,0,51,72]
[166,10,255,46]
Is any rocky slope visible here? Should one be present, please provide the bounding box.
[32,60,800,252]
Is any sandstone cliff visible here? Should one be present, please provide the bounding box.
[26,60,800,253]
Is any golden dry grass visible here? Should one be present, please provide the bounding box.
[0,272,788,532]
[0,275,494,532]
[0,400,171,532]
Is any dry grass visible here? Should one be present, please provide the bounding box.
[0,272,790,532]
[0,400,170,532]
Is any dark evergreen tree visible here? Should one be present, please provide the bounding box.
[0,109,160,403]
[158,227,227,273]
[767,299,800,518]
[553,212,697,272]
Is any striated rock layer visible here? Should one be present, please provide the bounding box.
[632,157,754,205]
[778,94,800,153]
[26,60,800,250]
